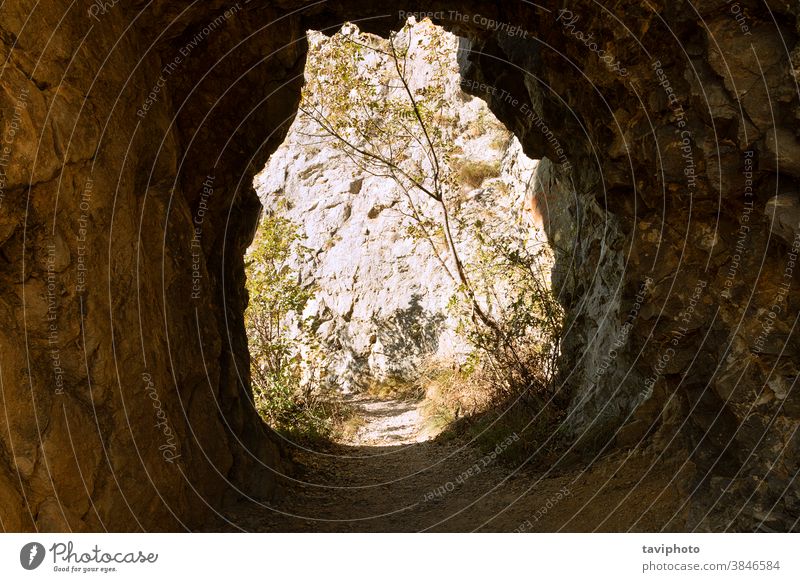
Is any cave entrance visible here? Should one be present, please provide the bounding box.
[243,18,560,452]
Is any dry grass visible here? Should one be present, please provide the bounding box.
[333,412,367,442]
[412,354,568,466]
[455,159,502,189]
[364,375,425,401]
[416,362,494,437]
[490,133,512,151]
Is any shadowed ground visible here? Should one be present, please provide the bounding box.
[223,396,691,532]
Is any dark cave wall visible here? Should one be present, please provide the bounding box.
[457,1,800,530]
[0,0,798,531]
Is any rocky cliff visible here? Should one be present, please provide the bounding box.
[253,23,540,392]
[0,0,798,531]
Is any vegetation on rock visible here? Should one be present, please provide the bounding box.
[300,20,564,408]
[244,214,342,440]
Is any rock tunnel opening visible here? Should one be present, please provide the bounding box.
[242,19,562,452]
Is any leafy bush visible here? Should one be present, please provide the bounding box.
[245,214,341,440]
[448,224,564,405]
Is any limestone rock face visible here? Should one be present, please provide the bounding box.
[254,25,539,392]
[0,0,798,531]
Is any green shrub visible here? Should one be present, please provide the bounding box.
[245,214,340,441]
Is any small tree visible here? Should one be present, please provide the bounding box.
[451,225,564,399]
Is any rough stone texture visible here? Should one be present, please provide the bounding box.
[456,2,800,531]
[0,0,798,531]
[254,24,539,391]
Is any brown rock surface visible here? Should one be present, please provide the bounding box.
[0,0,798,531]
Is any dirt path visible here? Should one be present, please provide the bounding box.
[339,394,427,447]
[224,396,691,532]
